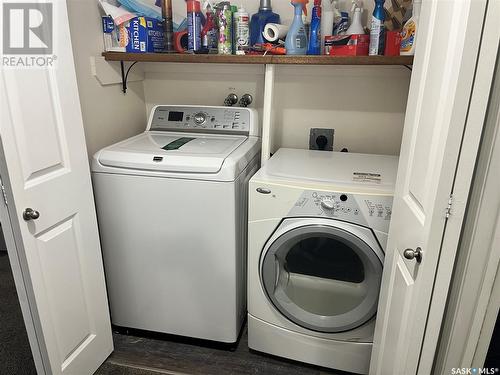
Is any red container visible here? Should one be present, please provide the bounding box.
[325,34,369,56]
[384,30,402,56]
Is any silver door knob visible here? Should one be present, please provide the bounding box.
[23,208,40,221]
[403,247,422,263]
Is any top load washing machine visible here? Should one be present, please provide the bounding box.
[247,148,398,374]
[91,105,260,343]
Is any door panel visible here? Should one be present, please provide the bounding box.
[0,1,112,374]
[370,0,488,373]
[36,215,93,362]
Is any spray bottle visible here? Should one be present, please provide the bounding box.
[346,0,365,35]
[285,0,309,55]
[307,0,321,55]
[368,0,385,55]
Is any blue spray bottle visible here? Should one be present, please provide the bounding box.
[285,0,309,55]
[307,0,321,55]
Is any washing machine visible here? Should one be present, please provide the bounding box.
[91,105,260,343]
[247,148,398,374]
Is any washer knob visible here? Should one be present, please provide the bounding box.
[321,200,335,210]
[194,112,206,125]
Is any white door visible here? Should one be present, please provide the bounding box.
[370,0,489,374]
[0,1,113,374]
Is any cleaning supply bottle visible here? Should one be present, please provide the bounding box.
[285,0,309,55]
[368,0,385,55]
[201,1,218,53]
[333,11,349,35]
[320,0,341,54]
[216,1,232,55]
[231,5,238,54]
[400,0,421,55]
[187,0,202,52]
[234,5,249,55]
[346,0,365,35]
[250,0,281,46]
[307,0,321,55]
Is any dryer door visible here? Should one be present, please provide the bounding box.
[260,218,384,333]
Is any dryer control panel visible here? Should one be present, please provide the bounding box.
[288,190,393,234]
[149,105,255,135]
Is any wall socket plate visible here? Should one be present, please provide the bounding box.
[309,128,334,151]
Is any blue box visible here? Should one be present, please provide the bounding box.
[102,16,165,53]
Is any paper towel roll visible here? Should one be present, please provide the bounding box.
[263,23,289,42]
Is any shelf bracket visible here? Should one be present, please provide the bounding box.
[120,61,139,94]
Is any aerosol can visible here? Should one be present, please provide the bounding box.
[234,6,250,55]
[368,0,385,55]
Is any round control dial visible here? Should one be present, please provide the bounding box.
[320,199,335,210]
[193,112,207,125]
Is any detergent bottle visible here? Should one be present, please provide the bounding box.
[307,0,321,55]
[400,0,421,55]
[285,0,309,55]
[250,0,281,46]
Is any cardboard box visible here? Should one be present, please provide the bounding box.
[102,16,165,53]
[325,34,370,56]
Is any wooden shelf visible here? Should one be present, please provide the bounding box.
[102,52,413,66]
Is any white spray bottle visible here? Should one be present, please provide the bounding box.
[346,0,365,35]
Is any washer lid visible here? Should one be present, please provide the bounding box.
[97,132,247,173]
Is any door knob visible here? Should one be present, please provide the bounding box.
[403,247,422,263]
[23,208,40,221]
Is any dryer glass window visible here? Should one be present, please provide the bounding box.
[261,222,383,333]
[284,235,366,317]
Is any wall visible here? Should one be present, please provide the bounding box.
[143,64,410,155]
[272,65,410,155]
[67,0,147,159]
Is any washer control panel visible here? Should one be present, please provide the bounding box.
[150,106,251,133]
[289,190,393,233]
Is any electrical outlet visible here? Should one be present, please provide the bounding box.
[309,128,334,151]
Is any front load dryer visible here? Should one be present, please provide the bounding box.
[247,148,398,374]
[92,105,260,343]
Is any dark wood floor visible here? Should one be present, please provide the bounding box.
[103,325,352,375]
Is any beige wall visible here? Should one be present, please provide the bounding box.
[67,0,147,159]
[143,64,410,155]
[272,65,410,155]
